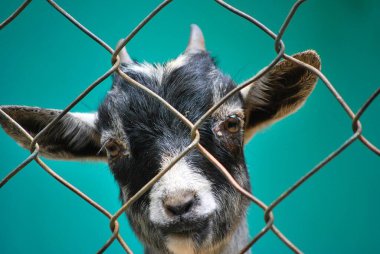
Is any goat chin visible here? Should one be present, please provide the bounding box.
[166,235,196,254]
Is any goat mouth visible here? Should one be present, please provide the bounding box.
[161,217,210,235]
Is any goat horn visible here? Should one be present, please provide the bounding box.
[186,24,206,52]
[116,39,133,64]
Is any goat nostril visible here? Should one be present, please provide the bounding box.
[165,200,194,216]
[163,192,195,216]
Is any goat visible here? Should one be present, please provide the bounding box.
[0,25,320,254]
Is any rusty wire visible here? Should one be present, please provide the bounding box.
[0,0,31,29]
[1,0,379,253]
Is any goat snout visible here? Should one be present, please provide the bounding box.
[163,191,196,217]
[149,159,217,227]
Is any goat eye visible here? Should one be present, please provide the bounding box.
[224,115,241,133]
[105,142,121,157]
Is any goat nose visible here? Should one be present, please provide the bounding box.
[163,191,195,216]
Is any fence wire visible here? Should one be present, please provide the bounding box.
[1,0,379,253]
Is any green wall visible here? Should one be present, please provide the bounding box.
[1,0,379,253]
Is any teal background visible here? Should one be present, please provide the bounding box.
[0,0,379,253]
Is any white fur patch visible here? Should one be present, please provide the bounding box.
[121,185,130,202]
[149,153,217,225]
[165,54,188,72]
[166,236,195,254]
[128,62,164,85]
[71,112,97,128]
[240,85,251,102]
[124,55,187,88]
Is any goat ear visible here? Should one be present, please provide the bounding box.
[242,50,321,142]
[0,106,106,160]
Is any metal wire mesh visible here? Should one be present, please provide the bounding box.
[1,0,379,253]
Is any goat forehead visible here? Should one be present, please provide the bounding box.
[100,54,240,121]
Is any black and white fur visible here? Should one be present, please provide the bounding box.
[0,25,320,254]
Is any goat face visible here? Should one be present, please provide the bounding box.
[0,25,320,253]
[98,45,249,253]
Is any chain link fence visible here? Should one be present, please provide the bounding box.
[1,0,379,253]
